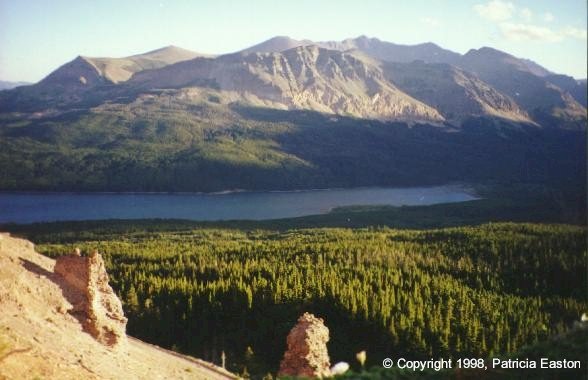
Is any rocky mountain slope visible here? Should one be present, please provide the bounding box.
[543,74,588,107]
[319,36,462,65]
[128,45,444,121]
[0,232,236,380]
[457,47,586,128]
[236,37,586,127]
[239,36,461,64]
[85,45,205,84]
[1,36,584,127]
[383,61,531,123]
[43,45,202,86]
[238,35,314,54]
[0,46,203,111]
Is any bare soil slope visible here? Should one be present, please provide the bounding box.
[0,233,237,380]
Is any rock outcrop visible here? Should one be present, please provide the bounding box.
[278,312,331,378]
[0,233,236,379]
[54,249,127,347]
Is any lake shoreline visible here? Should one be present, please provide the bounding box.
[0,185,479,224]
[0,182,478,196]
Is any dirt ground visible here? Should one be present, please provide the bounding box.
[0,233,237,380]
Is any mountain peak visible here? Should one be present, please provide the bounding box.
[239,36,312,54]
[268,35,297,42]
[466,46,513,59]
[419,41,441,48]
[76,46,203,83]
[349,35,380,47]
[74,55,91,63]
[39,55,103,87]
[354,35,375,41]
[139,45,192,55]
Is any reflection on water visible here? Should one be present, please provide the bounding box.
[0,186,478,224]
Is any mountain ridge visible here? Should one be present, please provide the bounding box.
[3,36,583,127]
[0,35,585,142]
[82,45,205,83]
[458,47,586,128]
[383,61,532,123]
[128,45,445,122]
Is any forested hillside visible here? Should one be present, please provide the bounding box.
[26,223,586,378]
[0,95,585,192]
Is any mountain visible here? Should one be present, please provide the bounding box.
[42,45,203,87]
[108,42,588,126]
[2,36,583,127]
[0,57,106,111]
[544,74,588,107]
[83,45,205,83]
[0,36,585,192]
[238,36,313,54]
[458,47,586,129]
[0,46,203,111]
[518,58,554,77]
[128,46,443,121]
[241,35,462,64]
[383,61,531,123]
[319,36,462,65]
[0,232,236,379]
[0,80,31,90]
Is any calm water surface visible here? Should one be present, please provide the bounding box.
[0,186,478,224]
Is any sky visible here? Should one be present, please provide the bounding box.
[0,0,586,82]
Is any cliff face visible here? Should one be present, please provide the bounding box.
[0,233,236,380]
[129,46,445,122]
[54,250,127,347]
[383,61,532,123]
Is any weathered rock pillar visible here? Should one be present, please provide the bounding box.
[278,312,331,378]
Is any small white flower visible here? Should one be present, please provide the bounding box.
[330,361,350,376]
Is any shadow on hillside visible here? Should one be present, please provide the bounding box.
[20,258,88,326]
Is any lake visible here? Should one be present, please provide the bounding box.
[0,185,478,224]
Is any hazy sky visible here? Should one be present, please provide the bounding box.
[0,0,586,82]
